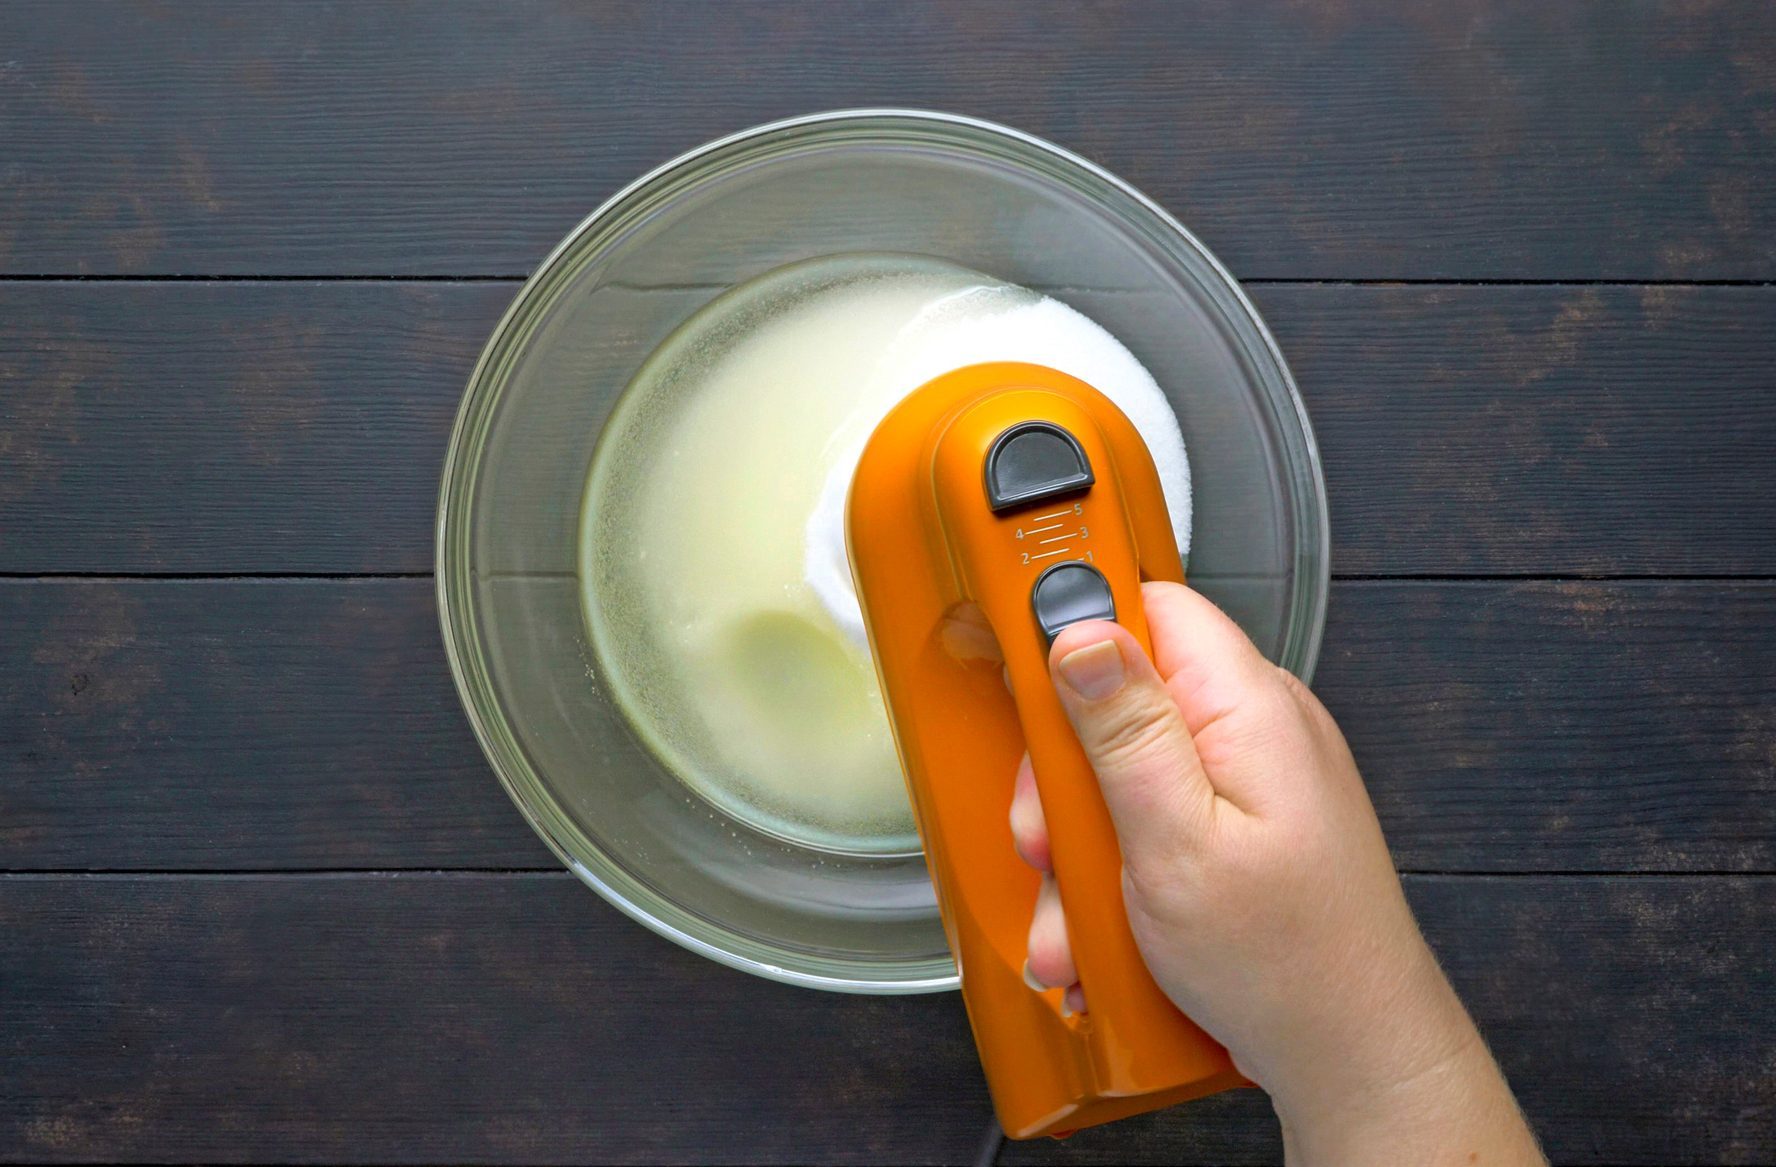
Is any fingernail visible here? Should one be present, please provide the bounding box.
[1063,985,1087,1018]
[1022,961,1047,993]
[1058,640,1125,699]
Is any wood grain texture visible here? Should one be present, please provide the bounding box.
[0,1,1772,279]
[0,281,511,576]
[0,873,988,1166]
[0,579,546,870]
[3,282,1772,576]
[0,872,1768,1165]
[1322,580,1776,874]
[1255,284,1776,577]
[1,578,1768,873]
[1,4,1771,1162]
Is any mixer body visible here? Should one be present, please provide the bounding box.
[848,363,1245,1138]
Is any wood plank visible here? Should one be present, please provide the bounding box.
[0,873,989,1166]
[1254,284,1776,577]
[3,282,1772,576]
[1322,580,1776,873]
[0,873,1768,1164]
[0,1,1772,279]
[0,579,548,870]
[1,579,1769,873]
[0,282,512,576]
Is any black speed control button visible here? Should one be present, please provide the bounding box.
[985,422,1094,513]
[1031,560,1116,645]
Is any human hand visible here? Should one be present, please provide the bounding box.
[1013,581,1542,1164]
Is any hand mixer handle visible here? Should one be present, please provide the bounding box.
[1001,558,1198,1089]
[928,379,1237,1125]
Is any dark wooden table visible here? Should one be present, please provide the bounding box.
[2,3,1772,1164]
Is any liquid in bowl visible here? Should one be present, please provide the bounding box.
[579,253,1193,855]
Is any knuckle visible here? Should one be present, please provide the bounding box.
[1083,691,1179,774]
[1256,669,1305,719]
[1274,665,1313,707]
[1120,852,1172,906]
[1272,665,1324,719]
[1223,679,1308,754]
[1121,851,1197,925]
[1274,665,1340,740]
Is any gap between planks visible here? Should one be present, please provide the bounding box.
[0,275,1775,287]
[3,573,1776,584]
[1,869,1771,880]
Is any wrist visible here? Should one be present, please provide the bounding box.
[1270,967,1477,1127]
[1267,965,1540,1165]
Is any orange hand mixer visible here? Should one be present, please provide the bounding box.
[847,362,1245,1139]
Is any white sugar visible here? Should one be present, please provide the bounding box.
[805,283,1192,650]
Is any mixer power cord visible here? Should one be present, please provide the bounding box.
[973,1116,1006,1167]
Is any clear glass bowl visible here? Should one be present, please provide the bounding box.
[437,110,1328,993]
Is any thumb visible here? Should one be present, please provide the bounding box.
[1048,621,1219,861]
